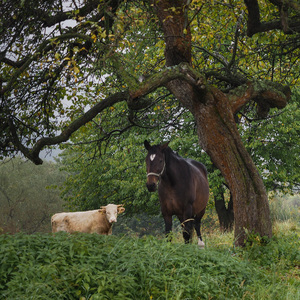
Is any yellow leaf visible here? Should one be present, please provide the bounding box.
[91,33,97,43]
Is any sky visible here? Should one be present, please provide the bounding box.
[40,147,62,162]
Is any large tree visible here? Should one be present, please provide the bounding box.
[1,0,299,245]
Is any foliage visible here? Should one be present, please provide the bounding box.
[237,89,300,193]
[0,158,65,234]
[190,1,300,86]
[0,222,299,299]
[111,193,299,238]
[242,229,299,272]
[60,127,157,213]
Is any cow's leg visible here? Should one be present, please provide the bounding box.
[194,209,205,248]
[163,214,172,241]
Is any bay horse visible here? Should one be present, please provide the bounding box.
[144,140,209,247]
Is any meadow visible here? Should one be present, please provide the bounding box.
[0,220,299,300]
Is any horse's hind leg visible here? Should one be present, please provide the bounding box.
[194,210,205,248]
[179,214,193,244]
[182,219,194,244]
[182,204,197,243]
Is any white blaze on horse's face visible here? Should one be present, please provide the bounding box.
[146,152,161,192]
[150,154,156,161]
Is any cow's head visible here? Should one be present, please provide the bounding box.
[144,140,169,192]
[99,204,125,223]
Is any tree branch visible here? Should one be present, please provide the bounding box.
[244,0,300,36]
[29,91,128,164]
[1,33,93,95]
[38,0,106,27]
[229,81,291,115]
[228,11,244,70]
[128,62,207,109]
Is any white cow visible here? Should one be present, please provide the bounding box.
[51,204,125,235]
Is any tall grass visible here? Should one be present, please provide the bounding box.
[269,195,300,222]
[0,221,299,300]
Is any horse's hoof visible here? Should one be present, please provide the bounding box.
[198,239,205,249]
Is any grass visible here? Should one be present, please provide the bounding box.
[0,220,299,300]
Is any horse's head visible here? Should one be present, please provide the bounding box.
[144,140,169,192]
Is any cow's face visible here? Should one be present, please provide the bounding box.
[144,140,169,192]
[99,204,125,223]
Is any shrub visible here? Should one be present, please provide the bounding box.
[0,228,299,300]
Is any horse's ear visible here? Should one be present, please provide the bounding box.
[161,142,169,150]
[144,140,151,150]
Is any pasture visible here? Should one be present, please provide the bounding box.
[0,221,299,300]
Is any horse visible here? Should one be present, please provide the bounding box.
[144,140,209,247]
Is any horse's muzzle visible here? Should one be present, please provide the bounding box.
[146,182,157,192]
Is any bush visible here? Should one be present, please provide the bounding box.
[0,226,299,299]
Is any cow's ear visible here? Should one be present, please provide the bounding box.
[161,141,169,150]
[144,140,151,150]
[117,206,125,214]
[99,207,106,214]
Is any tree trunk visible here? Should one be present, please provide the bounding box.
[154,0,273,246]
[214,187,234,232]
[180,85,272,246]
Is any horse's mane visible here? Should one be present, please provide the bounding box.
[164,147,181,164]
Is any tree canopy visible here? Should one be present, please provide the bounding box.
[1,0,299,162]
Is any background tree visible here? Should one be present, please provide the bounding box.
[1,0,299,245]
[0,158,65,233]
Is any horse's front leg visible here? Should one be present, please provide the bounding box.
[194,209,206,248]
[163,214,172,241]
